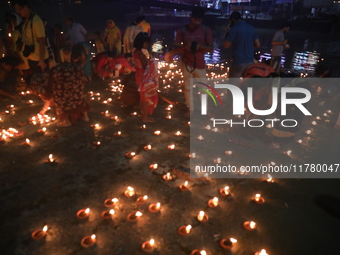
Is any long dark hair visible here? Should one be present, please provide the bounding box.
[71,44,86,65]
[133,32,150,51]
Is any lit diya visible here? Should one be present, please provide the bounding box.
[141,239,155,253]
[21,138,31,146]
[126,211,142,222]
[219,186,230,196]
[149,164,158,170]
[104,198,118,207]
[253,194,265,204]
[162,173,172,181]
[243,221,257,230]
[177,224,192,236]
[46,154,55,163]
[207,197,219,208]
[143,144,152,151]
[219,238,237,249]
[136,195,148,205]
[101,209,115,219]
[114,131,122,137]
[197,211,209,222]
[125,152,136,159]
[179,181,189,191]
[76,208,90,219]
[124,186,135,197]
[255,249,269,255]
[31,225,48,240]
[80,234,96,248]
[148,202,161,213]
[190,250,206,255]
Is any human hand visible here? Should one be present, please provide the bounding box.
[38,60,47,72]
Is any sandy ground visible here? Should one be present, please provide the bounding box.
[1,62,340,255]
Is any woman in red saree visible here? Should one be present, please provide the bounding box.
[133,32,158,122]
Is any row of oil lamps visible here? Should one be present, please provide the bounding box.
[31,184,269,254]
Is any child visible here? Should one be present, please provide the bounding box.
[104,20,122,54]
[93,31,106,54]
[133,32,158,122]
[59,44,71,63]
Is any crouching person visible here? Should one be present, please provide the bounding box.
[27,44,90,127]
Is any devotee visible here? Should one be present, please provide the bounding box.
[12,0,49,73]
[129,19,143,52]
[104,20,122,54]
[123,22,134,54]
[64,16,88,45]
[139,16,151,35]
[27,44,90,127]
[93,31,106,54]
[133,32,158,122]
[59,44,71,63]
[92,51,135,79]
[224,11,260,78]
[173,6,213,117]
[270,22,291,73]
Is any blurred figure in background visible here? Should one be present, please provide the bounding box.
[13,0,49,74]
[93,31,106,54]
[139,16,151,35]
[123,22,134,54]
[104,20,121,54]
[270,22,291,73]
[64,16,88,45]
[224,11,260,78]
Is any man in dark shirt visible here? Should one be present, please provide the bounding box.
[224,11,260,78]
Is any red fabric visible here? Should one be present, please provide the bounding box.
[95,52,112,77]
[115,54,134,74]
[95,53,134,77]
[134,50,158,115]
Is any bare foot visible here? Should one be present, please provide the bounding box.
[335,125,340,130]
